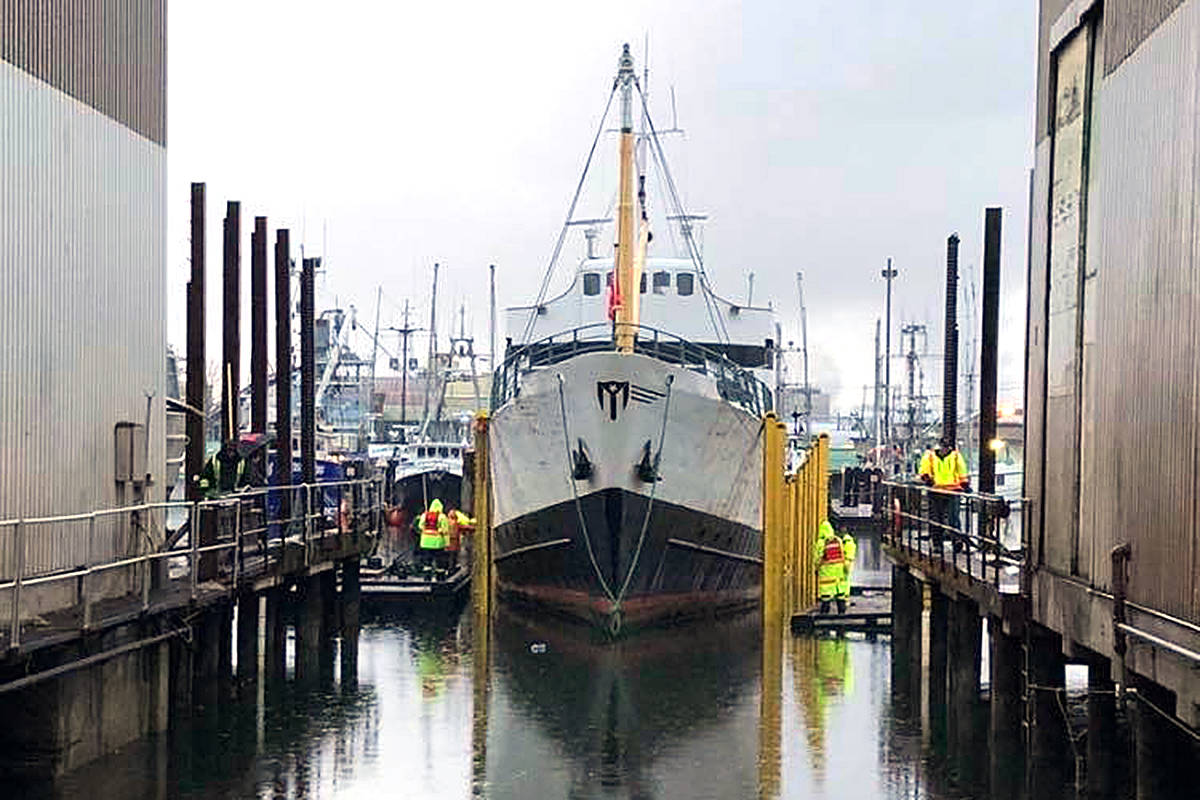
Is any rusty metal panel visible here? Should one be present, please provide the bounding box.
[1084,0,1200,621]
[0,4,166,581]
[1102,0,1188,75]
[0,0,165,145]
[1043,25,1092,576]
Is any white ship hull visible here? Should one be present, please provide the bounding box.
[490,351,764,632]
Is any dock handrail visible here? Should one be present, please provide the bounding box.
[879,480,1027,593]
[490,322,773,418]
[0,477,384,650]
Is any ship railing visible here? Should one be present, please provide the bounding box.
[879,480,1027,595]
[492,322,773,418]
[0,478,383,650]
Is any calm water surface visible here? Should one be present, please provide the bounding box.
[41,563,980,799]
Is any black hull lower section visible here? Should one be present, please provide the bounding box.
[494,490,761,631]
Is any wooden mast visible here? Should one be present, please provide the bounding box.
[614,44,638,353]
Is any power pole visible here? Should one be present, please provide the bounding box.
[387,300,423,425]
[489,264,497,371]
[881,258,897,456]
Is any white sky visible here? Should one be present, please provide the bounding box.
[166,0,1037,413]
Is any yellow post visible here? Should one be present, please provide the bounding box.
[817,433,830,528]
[761,413,784,624]
[471,411,492,619]
[758,416,785,799]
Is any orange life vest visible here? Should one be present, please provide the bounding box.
[422,510,440,533]
[822,536,845,565]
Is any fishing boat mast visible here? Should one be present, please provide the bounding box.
[613,44,648,353]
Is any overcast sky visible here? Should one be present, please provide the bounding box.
[166,0,1037,413]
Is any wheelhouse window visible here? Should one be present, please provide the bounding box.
[652,271,670,294]
[640,272,647,293]
[583,272,601,296]
[677,272,695,296]
[606,271,613,287]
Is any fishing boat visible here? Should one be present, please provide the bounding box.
[488,45,777,634]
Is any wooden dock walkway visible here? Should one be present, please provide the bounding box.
[791,589,891,633]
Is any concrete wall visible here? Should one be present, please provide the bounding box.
[0,4,166,588]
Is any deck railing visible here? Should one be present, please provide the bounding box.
[492,322,774,417]
[880,480,1027,594]
[0,478,384,649]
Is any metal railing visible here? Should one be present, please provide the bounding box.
[0,478,383,650]
[492,322,774,418]
[880,480,1026,594]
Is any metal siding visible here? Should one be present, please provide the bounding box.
[0,8,165,580]
[1087,0,1200,620]
[1102,0,1189,75]
[1026,139,1051,568]
[0,0,165,145]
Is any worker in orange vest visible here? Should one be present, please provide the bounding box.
[445,509,476,573]
[417,499,449,579]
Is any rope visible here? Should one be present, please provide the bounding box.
[557,374,615,603]
[1128,688,1200,742]
[633,76,729,344]
[616,375,674,601]
[520,85,619,346]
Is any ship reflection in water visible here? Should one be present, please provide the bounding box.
[38,601,975,799]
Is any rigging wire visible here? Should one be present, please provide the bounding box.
[520,83,620,346]
[633,74,730,344]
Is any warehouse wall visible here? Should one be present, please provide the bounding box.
[0,2,166,585]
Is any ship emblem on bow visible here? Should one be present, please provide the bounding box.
[597,381,630,420]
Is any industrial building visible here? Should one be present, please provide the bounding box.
[1,2,166,625]
[1026,0,1200,761]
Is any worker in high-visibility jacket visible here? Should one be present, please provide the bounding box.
[918,436,970,549]
[815,520,854,614]
[418,499,449,579]
[444,509,475,572]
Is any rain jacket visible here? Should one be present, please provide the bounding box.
[815,520,851,601]
[419,499,449,550]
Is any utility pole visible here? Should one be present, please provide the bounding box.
[873,318,881,456]
[368,285,382,443]
[881,258,897,457]
[489,264,497,371]
[796,272,811,424]
[388,300,423,425]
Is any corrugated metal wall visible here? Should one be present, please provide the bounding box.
[1030,0,1200,623]
[0,0,166,145]
[0,3,166,576]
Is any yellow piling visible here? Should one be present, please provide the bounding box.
[471,411,493,620]
[761,413,785,624]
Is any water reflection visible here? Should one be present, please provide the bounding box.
[28,594,995,799]
[485,609,762,800]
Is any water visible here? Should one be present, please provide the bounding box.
[35,593,989,799]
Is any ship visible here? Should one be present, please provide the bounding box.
[488,45,777,634]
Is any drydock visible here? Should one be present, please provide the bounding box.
[3,2,1200,799]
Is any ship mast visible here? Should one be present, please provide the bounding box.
[613,44,643,353]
